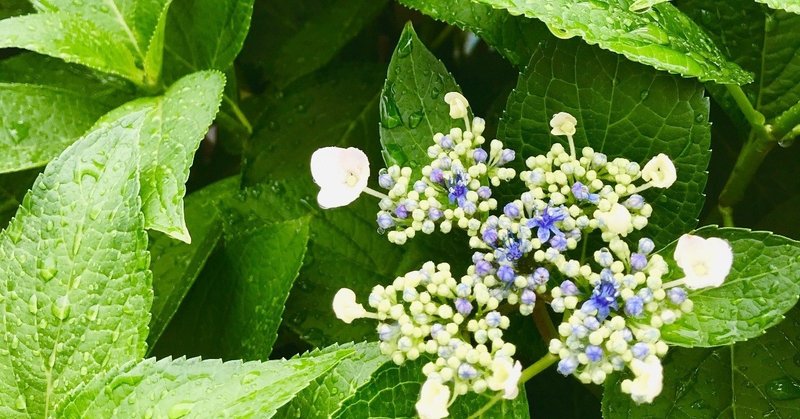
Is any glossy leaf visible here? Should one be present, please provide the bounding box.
[755,0,800,14]
[137,70,225,243]
[472,0,751,84]
[57,348,354,417]
[147,176,239,350]
[603,307,800,418]
[0,108,152,417]
[500,38,710,246]
[660,227,800,347]
[379,23,463,177]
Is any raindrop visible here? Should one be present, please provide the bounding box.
[8,121,30,144]
[379,88,403,129]
[52,295,70,320]
[396,30,414,57]
[168,402,195,418]
[28,294,37,314]
[695,113,705,123]
[407,110,424,129]
[639,90,649,100]
[765,376,800,401]
[627,24,671,45]
[14,394,25,411]
[778,137,795,148]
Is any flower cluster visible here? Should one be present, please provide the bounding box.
[312,94,734,418]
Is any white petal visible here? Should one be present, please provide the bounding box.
[550,112,577,136]
[641,153,677,188]
[317,186,361,209]
[416,380,450,419]
[332,288,367,323]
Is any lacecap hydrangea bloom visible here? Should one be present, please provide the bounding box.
[313,93,734,417]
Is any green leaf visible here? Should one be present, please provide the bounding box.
[755,0,800,14]
[0,107,152,417]
[397,0,548,67]
[332,356,530,418]
[162,0,254,82]
[57,348,354,417]
[659,226,800,347]
[147,176,239,351]
[277,342,391,418]
[472,0,751,84]
[677,1,800,127]
[379,23,463,177]
[137,70,225,243]
[500,38,711,246]
[143,0,173,85]
[602,307,800,418]
[241,0,386,89]
[152,217,310,360]
[0,12,145,83]
[0,83,111,174]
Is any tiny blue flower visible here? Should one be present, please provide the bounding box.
[624,194,645,210]
[583,316,600,330]
[413,180,427,193]
[550,235,568,251]
[586,345,603,362]
[455,298,473,315]
[592,153,607,167]
[430,323,445,338]
[498,236,526,262]
[571,182,598,203]
[557,357,578,375]
[378,323,398,341]
[624,296,644,317]
[377,213,394,229]
[447,172,469,206]
[531,267,549,285]
[596,249,614,267]
[485,311,502,328]
[438,156,452,169]
[477,186,492,199]
[462,201,477,214]
[498,149,516,165]
[638,237,655,254]
[482,229,498,245]
[585,278,619,320]
[475,260,493,276]
[428,208,443,221]
[438,346,453,358]
[560,280,579,296]
[621,328,633,341]
[504,203,520,219]
[631,342,649,359]
[378,173,394,189]
[394,205,408,219]
[667,287,688,305]
[458,363,479,380]
[630,253,647,271]
[637,288,654,302]
[473,148,488,163]
[497,265,516,284]
[521,289,536,305]
[456,283,471,298]
[440,135,454,149]
[528,205,567,242]
[430,168,445,183]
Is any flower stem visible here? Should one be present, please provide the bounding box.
[467,353,559,419]
[725,84,765,128]
[363,186,390,201]
[223,94,253,134]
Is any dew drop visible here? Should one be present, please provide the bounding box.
[639,90,649,100]
[241,370,261,385]
[168,402,195,418]
[396,30,414,57]
[765,376,800,401]
[28,294,38,314]
[51,295,71,320]
[778,137,795,148]
[407,110,424,129]
[14,394,26,410]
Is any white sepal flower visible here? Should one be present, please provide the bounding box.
[626,356,663,404]
[550,112,577,136]
[641,153,677,188]
[486,357,523,399]
[673,234,733,290]
[600,203,632,236]
[332,288,368,324]
[416,379,451,419]
[444,92,469,120]
[310,147,370,209]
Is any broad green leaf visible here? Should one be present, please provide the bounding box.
[379,23,463,177]
[138,70,225,243]
[602,307,800,418]
[162,0,254,82]
[239,0,387,89]
[152,217,310,360]
[57,348,354,417]
[660,226,800,347]
[0,53,135,109]
[397,0,548,67]
[278,342,391,418]
[472,0,751,84]
[147,176,239,350]
[0,108,152,417]
[0,170,38,230]
[677,1,800,130]
[332,356,530,418]
[500,38,710,246]
[756,0,800,14]
[0,84,110,173]
[0,13,145,83]
[143,0,173,85]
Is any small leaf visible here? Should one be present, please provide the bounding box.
[755,0,800,14]
[138,70,225,243]
[660,226,800,347]
[0,83,111,173]
[147,176,239,350]
[143,0,173,86]
[162,0,254,82]
[379,23,463,177]
[152,217,311,360]
[500,38,711,246]
[602,307,800,418]
[397,0,548,67]
[472,0,751,84]
[0,107,152,416]
[0,13,145,83]
[277,342,391,418]
[57,348,354,417]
